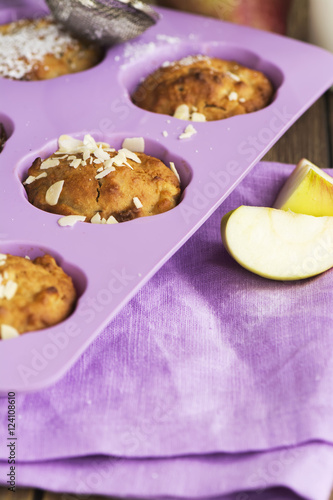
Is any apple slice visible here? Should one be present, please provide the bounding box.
[273,158,333,216]
[221,206,333,280]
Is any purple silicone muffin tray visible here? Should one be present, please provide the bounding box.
[1,1,333,394]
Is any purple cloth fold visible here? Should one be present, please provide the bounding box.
[1,162,333,499]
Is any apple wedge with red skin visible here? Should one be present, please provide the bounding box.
[156,0,292,34]
[221,206,333,280]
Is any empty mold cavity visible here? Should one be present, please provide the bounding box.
[121,42,284,117]
[0,241,87,299]
[16,132,192,221]
[0,113,14,151]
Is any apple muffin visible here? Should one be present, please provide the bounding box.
[0,253,77,338]
[132,55,274,121]
[0,16,103,81]
[0,123,6,152]
[23,134,181,223]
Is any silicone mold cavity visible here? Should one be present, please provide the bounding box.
[121,42,284,112]
[0,241,87,298]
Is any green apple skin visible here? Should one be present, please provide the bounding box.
[221,206,333,281]
[156,0,292,34]
[273,159,333,217]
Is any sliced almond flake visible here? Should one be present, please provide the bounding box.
[93,159,103,164]
[82,148,91,161]
[58,215,86,227]
[23,175,36,185]
[23,172,47,184]
[97,142,113,149]
[225,71,241,82]
[93,147,110,161]
[25,255,30,259]
[191,112,206,122]
[0,254,7,260]
[103,159,116,170]
[70,159,82,169]
[4,280,17,300]
[174,104,190,121]
[0,262,5,267]
[81,161,87,166]
[239,97,246,103]
[112,152,127,167]
[133,196,143,209]
[179,124,197,140]
[54,154,68,159]
[162,131,168,137]
[95,167,114,179]
[169,161,180,182]
[96,167,104,173]
[58,135,83,152]
[228,91,238,101]
[45,180,64,206]
[0,284,4,298]
[67,155,77,161]
[121,137,145,153]
[40,158,60,170]
[83,134,98,151]
[3,271,8,279]
[1,324,19,340]
[90,213,102,224]
[106,215,118,224]
[103,147,116,153]
[119,148,141,164]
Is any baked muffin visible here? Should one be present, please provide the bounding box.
[0,123,6,152]
[0,17,103,81]
[0,253,77,338]
[132,55,274,121]
[24,135,181,223]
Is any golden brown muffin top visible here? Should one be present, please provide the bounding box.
[132,55,274,121]
[0,253,76,337]
[24,135,181,224]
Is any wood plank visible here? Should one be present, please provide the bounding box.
[287,0,309,41]
[0,487,36,500]
[263,95,331,168]
[328,90,333,167]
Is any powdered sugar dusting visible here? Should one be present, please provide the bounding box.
[0,17,82,80]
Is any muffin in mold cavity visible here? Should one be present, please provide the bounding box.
[0,113,14,152]
[0,16,103,81]
[0,122,6,152]
[23,134,181,225]
[132,54,275,122]
[0,252,77,339]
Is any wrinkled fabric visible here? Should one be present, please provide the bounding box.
[1,162,333,499]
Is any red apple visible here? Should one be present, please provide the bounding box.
[155,0,292,34]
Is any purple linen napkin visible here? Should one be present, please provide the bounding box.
[1,162,333,499]
[0,442,333,500]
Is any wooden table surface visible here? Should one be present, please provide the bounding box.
[1,1,333,499]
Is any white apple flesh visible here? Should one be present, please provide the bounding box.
[221,206,333,280]
[273,158,333,216]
